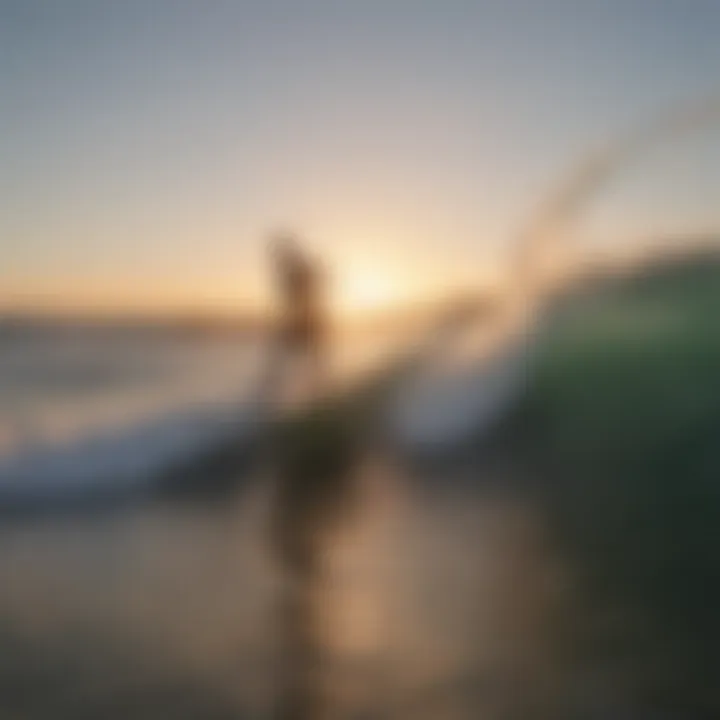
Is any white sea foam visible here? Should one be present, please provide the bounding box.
[0,322,414,500]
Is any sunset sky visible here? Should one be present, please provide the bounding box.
[2,0,720,315]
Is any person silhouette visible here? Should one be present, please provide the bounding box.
[263,232,327,404]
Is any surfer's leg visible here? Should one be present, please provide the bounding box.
[258,327,292,407]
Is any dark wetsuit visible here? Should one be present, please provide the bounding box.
[260,241,327,400]
[277,251,323,350]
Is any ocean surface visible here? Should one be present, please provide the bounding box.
[0,321,419,498]
[0,309,620,720]
[0,450,578,720]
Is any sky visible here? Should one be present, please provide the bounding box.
[2,0,720,315]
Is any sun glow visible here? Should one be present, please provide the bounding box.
[337,267,404,315]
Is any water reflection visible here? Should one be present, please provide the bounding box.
[0,454,576,719]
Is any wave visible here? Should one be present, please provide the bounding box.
[0,323,416,505]
[0,397,264,507]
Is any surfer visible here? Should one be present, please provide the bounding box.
[263,232,327,401]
